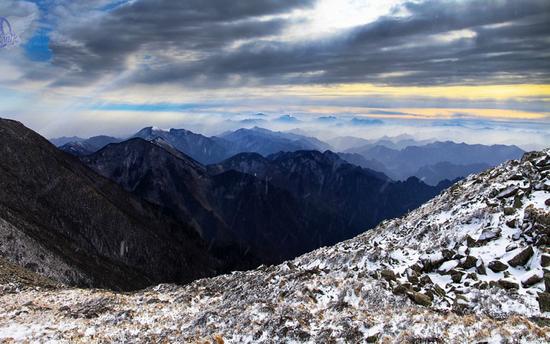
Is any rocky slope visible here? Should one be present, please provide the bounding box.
[0,118,217,290]
[1,149,548,342]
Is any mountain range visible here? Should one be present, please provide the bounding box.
[81,138,447,265]
[53,126,524,186]
[1,119,448,284]
[2,141,548,342]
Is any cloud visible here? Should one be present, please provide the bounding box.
[117,0,550,87]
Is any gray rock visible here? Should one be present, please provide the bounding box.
[538,292,550,312]
[478,227,501,243]
[380,269,397,282]
[488,260,509,272]
[498,279,519,290]
[522,272,543,288]
[503,207,515,216]
[496,186,519,199]
[507,246,534,267]
[459,256,478,269]
[407,291,432,307]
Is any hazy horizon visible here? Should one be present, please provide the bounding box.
[1,0,549,150]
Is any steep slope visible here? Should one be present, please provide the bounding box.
[0,119,216,290]
[82,139,339,265]
[133,126,230,164]
[209,150,447,237]
[1,149,548,343]
[219,127,331,156]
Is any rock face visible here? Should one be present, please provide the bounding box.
[0,119,217,290]
[0,147,548,342]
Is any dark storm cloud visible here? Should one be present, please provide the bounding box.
[46,0,314,85]
[47,0,550,87]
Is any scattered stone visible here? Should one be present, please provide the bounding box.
[522,271,543,288]
[506,219,517,228]
[476,261,487,275]
[450,270,464,283]
[488,260,509,273]
[380,269,397,282]
[496,186,519,199]
[503,207,515,215]
[513,196,523,209]
[452,295,470,313]
[478,227,501,243]
[545,198,550,207]
[392,284,410,295]
[459,256,477,269]
[419,275,432,286]
[507,246,534,267]
[465,235,477,248]
[432,284,446,298]
[366,334,379,343]
[407,291,432,307]
[538,292,550,312]
[505,244,518,252]
[498,279,520,290]
[541,254,550,268]
[466,272,478,281]
[545,272,550,292]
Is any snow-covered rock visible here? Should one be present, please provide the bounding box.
[0,149,549,343]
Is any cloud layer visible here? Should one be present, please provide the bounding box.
[41,0,550,88]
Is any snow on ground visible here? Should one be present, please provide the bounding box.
[0,149,549,343]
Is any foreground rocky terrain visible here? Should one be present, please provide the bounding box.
[0,149,548,342]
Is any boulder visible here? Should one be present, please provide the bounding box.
[496,186,518,199]
[538,292,550,312]
[407,291,432,307]
[465,235,477,248]
[513,196,523,209]
[521,271,543,287]
[450,270,464,283]
[505,244,518,252]
[506,219,517,228]
[419,275,432,286]
[459,256,478,269]
[503,207,515,216]
[432,284,446,298]
[452,295,470,313]
[498,278,519,290]
[392,283,410,295]
[541,254,550,268]
[545,272,550,292]
[466,272,478,281]
[507,246,534,267]
[478,227,501,243]
[476,261,487,275]
[488,260,509,272]
[380,269,397,282]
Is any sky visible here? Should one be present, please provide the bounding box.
[0,0,549,150]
